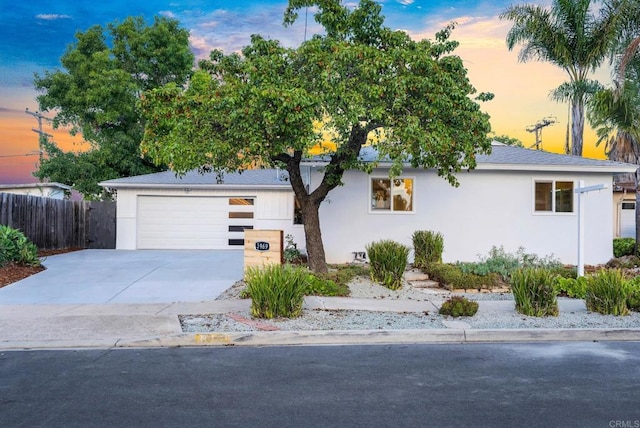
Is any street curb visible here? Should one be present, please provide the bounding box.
[2,329,639,351]
[118,327,640,348]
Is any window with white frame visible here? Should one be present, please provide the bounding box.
[534,180,574,213]
[371,178,413,212]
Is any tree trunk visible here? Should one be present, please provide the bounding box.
[571,97,585,157]
[300,198,328,273]
[278,126,370,273]
[283,152,331,274]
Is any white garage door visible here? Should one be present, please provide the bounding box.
[621,201,636,238]
[137,196,254,249]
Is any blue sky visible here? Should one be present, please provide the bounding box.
[0,0,511,95]
[3,0,612,183]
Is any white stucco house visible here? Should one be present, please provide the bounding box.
[0,182,71,199]
[100,143,637,265]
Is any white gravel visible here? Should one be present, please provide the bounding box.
[184,275,640,332]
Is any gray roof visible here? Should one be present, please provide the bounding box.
[305,143,637,172]
[100,143,638,189]
[100,168,290,189]
[476,144,635,168]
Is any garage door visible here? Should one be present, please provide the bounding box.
[137,196,254,249]
[621,201,635,238]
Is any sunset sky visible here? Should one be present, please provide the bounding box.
[0,0,614,184]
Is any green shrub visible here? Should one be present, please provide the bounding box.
[330,264,369,286]
[586,269,630,316]
[241,265,358,299]
[613,238,636,258]
[547,266,577,279]
[627,277,640,312]
[412,230,443,268]
[0,225,40,267]
[553,276,587,299]
[510,268,559,317]
[424,262,502,290]
[438,296,479,317]
[244,264,308,319]
[457,246,561,281]
[365,240,410,290]
[305,273,348,297]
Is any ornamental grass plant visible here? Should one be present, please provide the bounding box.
[412,230,443,268]
[244,264,308,319]
[510,268,558,317]
[366,240,410,290]
[585,269,630,316]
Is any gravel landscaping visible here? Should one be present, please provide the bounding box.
[179,275,640,332]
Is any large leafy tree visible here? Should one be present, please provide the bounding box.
[500,0,620,157]
[33,16,194,199]
[140,0,492,273]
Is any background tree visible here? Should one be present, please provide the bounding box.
[33,16,194,199]
[491,134,524,147]
[500,0,620,157]
[140,0,492,273]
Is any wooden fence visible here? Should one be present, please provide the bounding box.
[0,193,116,250]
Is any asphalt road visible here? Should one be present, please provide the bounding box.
[1,343,639,427]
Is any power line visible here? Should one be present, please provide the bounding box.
[25,108,53,170]
[526,116,556,150]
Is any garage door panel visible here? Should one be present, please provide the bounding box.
[137,196,254,249]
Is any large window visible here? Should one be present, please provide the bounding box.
[534,180,573,213]
[371,178,413,212]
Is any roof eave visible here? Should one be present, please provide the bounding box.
[473,163,638,173]
[98,182,292,191]
[301,161,637,174]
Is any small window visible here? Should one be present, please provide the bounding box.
[555,181,573,212]
[534,180,574,213]
[371,178,413,212]
[229,198,254,205]
[228,239,245,246]
[622,202,635,210]
[229,212,254,219]
[228,225,253,232]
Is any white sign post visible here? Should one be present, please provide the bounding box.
[575,181,607,277]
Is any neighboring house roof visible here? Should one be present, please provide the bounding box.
[304,142,638,174]
[100,168,291,190]
[0,182,71,191]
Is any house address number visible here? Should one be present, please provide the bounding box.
[255,241,270,252]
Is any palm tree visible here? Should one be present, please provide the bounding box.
[588,80,640,248]
[588,80,640,172]
[500,0,620,156]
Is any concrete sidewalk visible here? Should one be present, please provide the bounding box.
[1,297,639,350]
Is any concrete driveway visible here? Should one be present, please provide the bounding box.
[0,250,244,304]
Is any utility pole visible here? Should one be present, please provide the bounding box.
[25,108,53,167]
[526,116,556,150]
